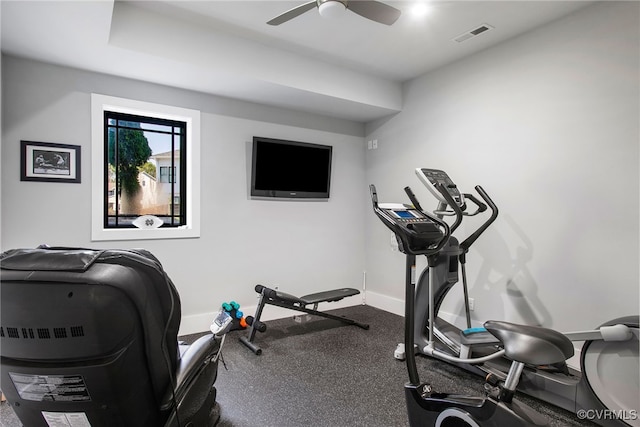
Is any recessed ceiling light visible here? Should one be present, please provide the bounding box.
[411,1,431,18]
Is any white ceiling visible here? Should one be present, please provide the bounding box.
[1,0,593,122]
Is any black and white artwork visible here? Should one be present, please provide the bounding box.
[21,140,81,183]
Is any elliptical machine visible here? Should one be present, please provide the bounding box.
[370,183,576,426]
[398,168,639,427]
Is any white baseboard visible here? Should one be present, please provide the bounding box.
[362,290,404,316]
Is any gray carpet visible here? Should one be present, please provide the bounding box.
[1,305,595,426]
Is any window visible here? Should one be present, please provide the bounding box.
[105,112,185,228]
[91,94,200,241]
[159,166,176,183]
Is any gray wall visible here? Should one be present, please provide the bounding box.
[365,1,639,339]
[1,56,367,334]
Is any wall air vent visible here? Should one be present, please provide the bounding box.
[453,24,494,43]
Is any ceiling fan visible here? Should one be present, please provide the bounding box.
[267,0,402,26]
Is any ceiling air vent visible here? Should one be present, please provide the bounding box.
[453,24,494,43]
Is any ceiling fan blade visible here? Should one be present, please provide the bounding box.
[347,0,401,25]
[267,1,318,25]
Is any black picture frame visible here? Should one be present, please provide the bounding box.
[20,140,81,183]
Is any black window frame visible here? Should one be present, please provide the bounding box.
[103,111,187,229]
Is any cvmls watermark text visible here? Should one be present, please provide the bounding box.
[577,409,638,421]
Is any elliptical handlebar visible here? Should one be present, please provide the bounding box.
[462,193,487,215]
[414,167,498,253]
[433,190,486,217]
[434,182,464,234]
[403,186,424,212]
[369,183,379,208]
[460,185,499,252]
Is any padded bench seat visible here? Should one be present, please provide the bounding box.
[300,288,360,305]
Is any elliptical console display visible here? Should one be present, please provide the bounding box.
[416,168,464,206]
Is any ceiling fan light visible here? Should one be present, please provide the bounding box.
[318,1,346,19]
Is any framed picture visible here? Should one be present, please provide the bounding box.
[20,140,81,183]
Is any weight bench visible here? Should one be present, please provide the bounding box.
[240,284,370,355]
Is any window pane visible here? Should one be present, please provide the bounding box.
[140,122,172,133]
[116,119,139,128]
[105,113,185,228]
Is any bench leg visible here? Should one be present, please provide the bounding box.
[239,291,267,355]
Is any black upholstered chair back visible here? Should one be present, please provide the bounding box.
[0,247,183,426]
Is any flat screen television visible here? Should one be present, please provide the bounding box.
[251,136,332,199]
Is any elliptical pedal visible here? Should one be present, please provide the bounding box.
[459,327,501,346]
